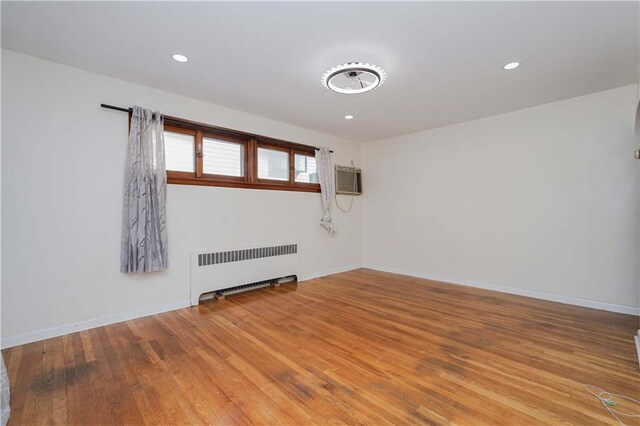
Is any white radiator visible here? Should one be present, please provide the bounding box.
[190,243,300,305]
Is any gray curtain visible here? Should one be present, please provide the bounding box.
[316,147,335,234]
[1,355,9,426]
[636,75,640,141]
[121,106,168,273]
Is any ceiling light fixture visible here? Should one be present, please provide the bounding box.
[322,62,386,95]
[344,115,354,120]
[503,62,520,70]
[172,54,189,63]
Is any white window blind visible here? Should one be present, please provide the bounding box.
[203,137,244,177]
[164,131,194,172]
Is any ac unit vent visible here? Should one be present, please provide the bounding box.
[335,165,362,195]
[198,244,297,267]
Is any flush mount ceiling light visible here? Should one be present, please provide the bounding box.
[322,62,386,95]
[344,115,354,120]
[172,54,189,63]
[503,62,520,70]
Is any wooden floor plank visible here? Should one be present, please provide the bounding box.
[3,268,639,425]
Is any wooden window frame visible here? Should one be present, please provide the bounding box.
[161,116,320,193]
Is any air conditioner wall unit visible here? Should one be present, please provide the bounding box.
[335,165,362,195]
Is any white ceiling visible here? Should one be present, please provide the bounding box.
[2,1,638,142]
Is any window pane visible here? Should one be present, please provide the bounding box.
[258,147,289,181]
[294,154,318,183]
[164,131,195,172]
[203,137,244,177]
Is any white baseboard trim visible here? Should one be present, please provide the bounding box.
[0,264,363,349]
[300,263,362,282]
[362,264,640,316]
[1,299,191,349]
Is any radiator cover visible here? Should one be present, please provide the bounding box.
[190,243,300,305]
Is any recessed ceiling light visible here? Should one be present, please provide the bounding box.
[344,115,354,120]
[503,62,520,70]
[322,62,386,95]
[172,54,188,63]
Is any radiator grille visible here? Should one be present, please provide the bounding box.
[219,279,277,296]
[198,244,297,267]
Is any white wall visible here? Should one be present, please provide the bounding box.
[362,85,639,312]
[2,49,637,348]
[1,50,362,346]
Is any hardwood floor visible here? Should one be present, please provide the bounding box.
[3,268,639,425]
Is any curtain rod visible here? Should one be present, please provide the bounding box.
[101,103,132,113]
[100,103,332,153]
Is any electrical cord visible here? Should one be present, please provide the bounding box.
[335,192,355,213]
[583,384,640,425]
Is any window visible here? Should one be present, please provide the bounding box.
[161,118,320,192]
[258,147,289,181]
[164,131,195,172]
[203,136,244,177]
[294,153,318,183]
